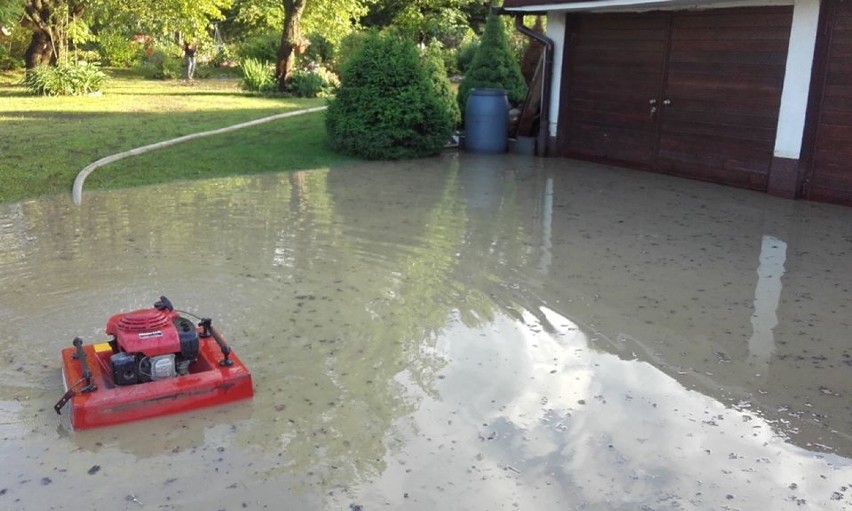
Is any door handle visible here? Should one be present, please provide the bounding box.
[663,99,671,106]
[650,106,657,118]
[649,99,657,105]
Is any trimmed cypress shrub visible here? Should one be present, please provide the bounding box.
[423,44,461,128]
[457,12,527,115]
[326,32,455,160]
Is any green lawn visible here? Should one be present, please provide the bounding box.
[0,68,358,204]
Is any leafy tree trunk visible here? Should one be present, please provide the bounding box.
[276,0,307,92]
[24,29,54,68]
[21,0,84,69]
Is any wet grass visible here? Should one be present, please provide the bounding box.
[0,68,357,204]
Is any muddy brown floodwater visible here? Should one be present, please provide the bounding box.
[1,154,851,511]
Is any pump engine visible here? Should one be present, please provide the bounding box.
[106,296,199,385]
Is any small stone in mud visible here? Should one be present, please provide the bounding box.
[0,488,6,496]
[40,477,51,485]
[87,465,100,475]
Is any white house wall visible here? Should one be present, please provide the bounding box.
[774,0,820,160]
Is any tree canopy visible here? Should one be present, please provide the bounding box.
[5,0,519,84]
[17,0,232,67]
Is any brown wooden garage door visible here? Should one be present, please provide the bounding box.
[559,7,793,191]
[805,0,852,205]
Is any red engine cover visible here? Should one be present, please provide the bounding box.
[105,307,181,357]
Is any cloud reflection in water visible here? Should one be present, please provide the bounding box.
[366,306,852,511]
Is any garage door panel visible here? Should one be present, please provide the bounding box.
[810,174,852,193]
[575,14,668,31]
[656,157,770,190]
[568,98,654,117]
[574,28,667,41]
[668,51,789,67]
[666,97,784,116]
[571,76,663,95]
[664,80,784,105]
[560,12,666,166]
[806,188,852,206]
[572,63,666,82]
[676,39,787,53]
[823,84,852,99]
[807,0,852,203]
[563,124,657,163]
[573,52,665,69]
[824,41,852,59]
[661,120,776,144]
[808,167,852,191]
[673,9,793,29]
[659,135,774,163]
[813,144,852,167]
[809,167,852,191]
[568,109,653,127]
[573,39,668,52]
[831,12,852,30]
[560,6,790,190]
[815,123,852,143]
[816,110,852,126]
[666,65,787,86]
[659,6,791,189]
[670,27,792,41]
[663,108,780,133]
[584,126,658,164]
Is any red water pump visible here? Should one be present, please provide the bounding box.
[106,296,200,385]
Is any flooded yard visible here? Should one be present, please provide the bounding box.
[1,153,850,510]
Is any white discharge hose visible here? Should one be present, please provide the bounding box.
[72,106,327,205]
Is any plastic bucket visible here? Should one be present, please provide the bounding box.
[464,88,509,154]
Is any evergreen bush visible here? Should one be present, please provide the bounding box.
[457,12,527,115]
[326,32,455,160]
[456,39,479,75]
[423,44,461,127]
[333,32,368,74]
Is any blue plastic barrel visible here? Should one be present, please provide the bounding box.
[464,88,509,154]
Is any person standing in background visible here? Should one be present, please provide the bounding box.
[183,40,197,81]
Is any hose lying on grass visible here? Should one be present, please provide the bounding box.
[72,106,327,205]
